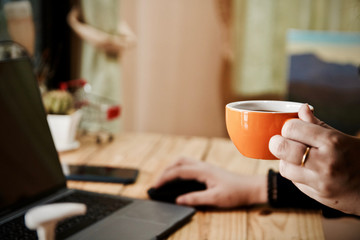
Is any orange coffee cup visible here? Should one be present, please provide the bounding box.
[225,100,312,160]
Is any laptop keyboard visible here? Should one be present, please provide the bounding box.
[0,190,132,240]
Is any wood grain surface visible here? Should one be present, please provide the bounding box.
[60,133,324,240]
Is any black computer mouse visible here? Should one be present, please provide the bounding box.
[147,178,207,203]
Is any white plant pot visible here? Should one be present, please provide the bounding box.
[47,110,82,152]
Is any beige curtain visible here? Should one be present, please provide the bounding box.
[121,0,226,137]
[81,0,359,137]
[233,0,360,97]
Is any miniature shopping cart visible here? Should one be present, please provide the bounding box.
[68,79,121,144]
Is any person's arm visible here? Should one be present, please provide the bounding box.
[153,157,359,218]
[269,104,360,216]
[67,6,136,57]
[152,157,267,208]
[267,169,358,218]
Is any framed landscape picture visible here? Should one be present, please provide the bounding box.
[286,29,360,135]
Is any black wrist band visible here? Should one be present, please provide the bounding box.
[266,169,356,218]
[267,169,278,207]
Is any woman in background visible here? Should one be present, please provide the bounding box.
[68,0,135,133]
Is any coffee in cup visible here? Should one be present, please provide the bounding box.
[225,100,313,159]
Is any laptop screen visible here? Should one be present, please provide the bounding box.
[0,46,66,217]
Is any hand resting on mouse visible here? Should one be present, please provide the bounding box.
[150,157,267,208]
[147,178,207,203]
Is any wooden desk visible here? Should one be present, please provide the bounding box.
[59,133,324,239]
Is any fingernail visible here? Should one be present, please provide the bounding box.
[176,196,185,204]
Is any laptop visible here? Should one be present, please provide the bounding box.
[0,41,195,240]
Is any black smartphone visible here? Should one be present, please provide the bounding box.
[62,164,139,184]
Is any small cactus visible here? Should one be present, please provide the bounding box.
[43,90,75,115]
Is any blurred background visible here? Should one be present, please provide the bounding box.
[1,0,359,138]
